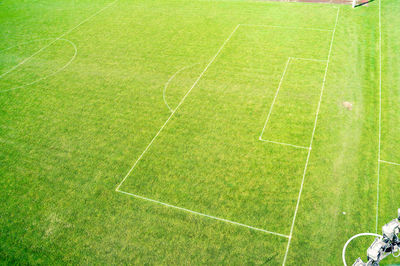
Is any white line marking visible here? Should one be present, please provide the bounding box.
[240,24,333,32]
[163,63,200,113]
[259,57,291,139]
[379,160,400,166]
[0,39,77,93]
[376,0,382,234]
[0,38,62,52]
[0,0,118,84]
[117,190,290,238]
[291,57,328,62]
[342,233,382,266]
[282,7,340,265]
[115,24,240,192]
[116,22,337,241]
[259,139,310,150]
[259,56,326,150]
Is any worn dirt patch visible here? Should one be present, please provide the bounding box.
[342,101,353,110]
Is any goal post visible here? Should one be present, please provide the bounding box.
[352,0,369,8]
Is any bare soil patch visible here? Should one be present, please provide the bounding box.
[342,101,353,110]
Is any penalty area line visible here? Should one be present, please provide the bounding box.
[282,7,340,266]
[259,57,291,140]
[240,24,333,32]
[117,189,290,238]
[291,57,328,62]
[163,63,200,113]
[259,139,310,150]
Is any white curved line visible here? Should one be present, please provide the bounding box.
[163,63,200,113]
[0,38,62,77]
[0,0,118,80]
[0,38,58,79]
[0,38,77,93]
[342,232,382,266]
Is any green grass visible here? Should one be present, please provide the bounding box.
[0,0,399,264]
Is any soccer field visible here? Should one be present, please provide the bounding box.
[1,0,399,264]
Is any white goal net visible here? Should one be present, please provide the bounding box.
[352,0,369,8]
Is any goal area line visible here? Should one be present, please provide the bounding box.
[258,56,327,151]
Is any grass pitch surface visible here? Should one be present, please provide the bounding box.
[1,0,399,264]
